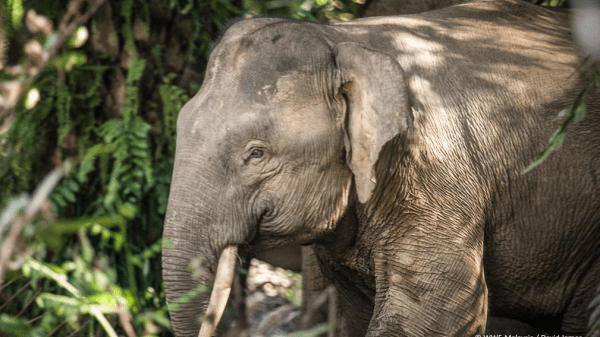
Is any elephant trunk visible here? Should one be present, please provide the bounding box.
[162,153,250,336]
[162,218,212,337]
[161,168,220,337]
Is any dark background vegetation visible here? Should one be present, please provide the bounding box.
[0,0,597,336]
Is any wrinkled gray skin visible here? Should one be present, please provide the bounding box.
[162,0,600,336]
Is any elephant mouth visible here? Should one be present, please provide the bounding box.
[250,228,319,249]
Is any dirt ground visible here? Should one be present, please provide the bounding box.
[222,258,335,337]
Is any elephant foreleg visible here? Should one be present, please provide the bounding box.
[367,241,488,336]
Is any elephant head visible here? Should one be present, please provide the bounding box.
[162,17,413,336]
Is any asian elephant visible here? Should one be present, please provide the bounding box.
[161,0,600,336]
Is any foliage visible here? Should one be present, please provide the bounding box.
[285,270,303,307]
[0,0,363,335]
[244,0,362,22]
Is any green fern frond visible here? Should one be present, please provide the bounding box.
[120,0,137,60]
[122,59,146,120]
[77,143,117,183]
[56,82,74,147]
[159,74,189,154]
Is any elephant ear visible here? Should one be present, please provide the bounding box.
[334,42,413,203]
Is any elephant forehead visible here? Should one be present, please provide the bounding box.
[191,71,323,130]
[264,72,334,135]
[235,58,320,106]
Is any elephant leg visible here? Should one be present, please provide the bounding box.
[310,244,374,337]
[301,245,331,329]
[334,274,375,337]
[367,238,488,337]
[561,257,600,334]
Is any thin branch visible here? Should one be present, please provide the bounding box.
[89,306,119,337]
[0,273,22,292]
[115,299,138,337]
[0,279,32,312]
[65,319,92,337]
[17,287,42,316]
[46,318,69,337]
[28,308,54,324]
[44,0,108,77]
[0,165,67,285]
[0,0,108,120]
[29,0,108,86]
[24,255,81,297]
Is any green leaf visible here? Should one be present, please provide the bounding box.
[42,232,64,251]
[131,149,149,159]
[68,26,89,48]
[36,292,82,309]
[126,59,147,83]
[595,71,600,92]
[79,230,94,263]
[549,129,566,150]
[120,173,134,183]
[119,163,132,174]
[118,203,137,219]
[181,1,194,14]
[62,261,77,271]
[131,117,152,136]
[9,0,24,29]
[58,185,77,203]
[114,233,124,251]
[162,237,174,249]
[38,214,125,248]
[56,52,87,71]
[120,0,137,60]
[133,310,172,329]
[67,179,79,192]
[52,193,68,208]
[574,102,586,122]
[78,143,117,183]
[24,258,81,296]
[0,314,31,335]
[131,138,150,149]
[87,292,118,307]
[523,146,554,173]
[100,119,124,136]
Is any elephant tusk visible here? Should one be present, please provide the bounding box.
[198,245,238,337]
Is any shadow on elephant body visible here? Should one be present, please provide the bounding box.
[485,317,540,335]
[162,1,600,336]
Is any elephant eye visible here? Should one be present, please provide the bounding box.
[250,149,264,159]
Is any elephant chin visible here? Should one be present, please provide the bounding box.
[198,245,238,337]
